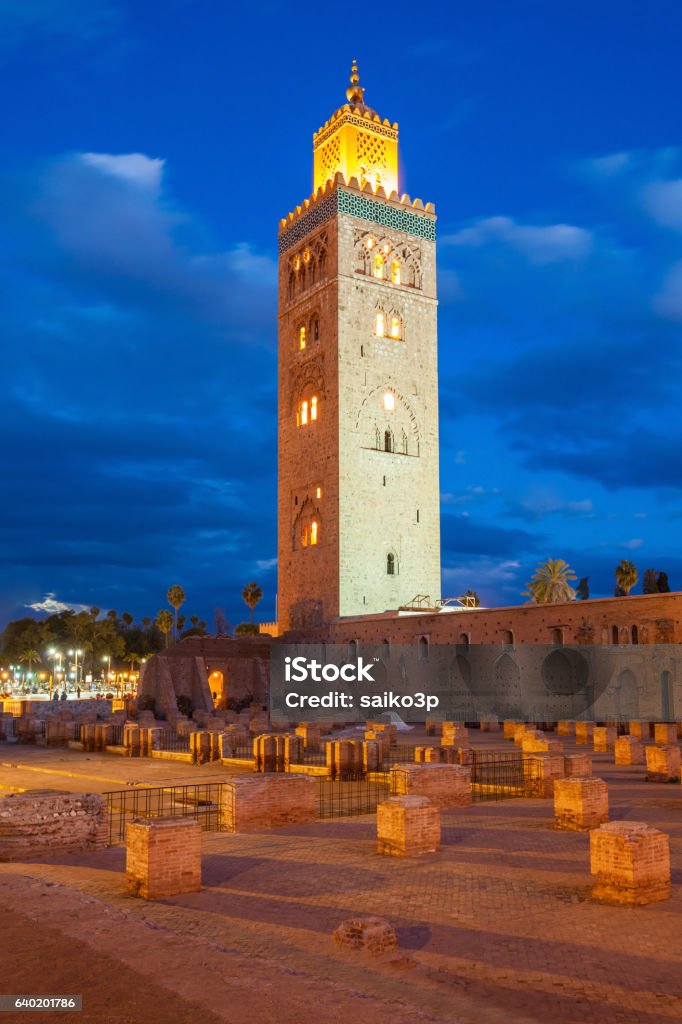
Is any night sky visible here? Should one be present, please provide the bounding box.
[2,0,682,629]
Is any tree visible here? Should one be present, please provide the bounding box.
[121,612,134,627]
[155,610,174,648]
[89,607,100,621]
[643,569,658,595]
[166,584,186,640]
[234,622,260,636]
[107,609,118,622]
[576,577,590,601]
[142,616,152,629]
[214,608,231,635]
[241,582,263,624]
[615,560,638,596]
[462,589,480,607]
[523,559,577,604]
[19,649,41,676]
[127,652,142,675]
[657,571,671,593]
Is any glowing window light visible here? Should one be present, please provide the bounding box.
[310,395,318,421]
[310,520,318,545]
[316,486,322,498]
[299,325,306,349]
[373,253,384,279]
[375,312,385,336]
[390,316,401,339]
[300,400,308,425]
[391,261,401,285]
[367,237,374,250]
[383,393,395,411]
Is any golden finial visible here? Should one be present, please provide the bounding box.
[346,58,364,104]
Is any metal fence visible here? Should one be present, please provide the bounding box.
[109,723,124,746]
[470,749,528,802]
[158,730,191,753]
[316,771,391,819]
[104,782,224,844]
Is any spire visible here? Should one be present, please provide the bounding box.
[346,58,364,104]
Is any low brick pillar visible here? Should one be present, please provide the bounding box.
[190,730,211,765]
[557,720,575,737]
[219,774,316,832]
[479,717,500,732]
[654,723,677,746]
[425,719,442,737]
[554,777,609,831]
[366,722,397,745]
[377,796,440,856]
[390,763,471,809]
[563,753,592,777]
[513,723,536,745]
[123,723,141,757]
[295,724,321,752]
[326,739,378,775]
[333,917,398,956]
[575,722,594,746]
[148,727,163,751]
[524,753,565,797]
[125,817,201,900]
[521,730,563,754]
[614,735,644,765]
[414,746,459,765]
[590,822,671,905]
[81,722,97,752]
[645,744,681,782]
[503,720,520,740]
[593,726,617,752]
[0,791,107,860]
[628,721,651,741]
[442,722,469,746]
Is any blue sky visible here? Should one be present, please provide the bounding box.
[1,0,682,628]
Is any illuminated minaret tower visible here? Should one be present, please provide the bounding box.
[277,61,441,630]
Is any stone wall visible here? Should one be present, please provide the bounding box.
[219,775,316,832]
[0,790,107,860]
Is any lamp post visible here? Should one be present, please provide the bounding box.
[68,649,83,689]
[101,654,111,690]
[47,648,62,697]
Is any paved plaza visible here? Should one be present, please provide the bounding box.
[1,737,681,1023]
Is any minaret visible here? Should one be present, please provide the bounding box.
[277,62,441,631]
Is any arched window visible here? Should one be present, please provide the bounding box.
[375,311,385,337]
[383,392,394,411]
[387,553,395,575]
[419,636,429,661]
[310,395,318,421]
[301,523,308,546]
[459,632,470,646]
[501,629,514,647]
[382,639,391,660]
[631,625,639,645]
[298,325,306,350]
[390,315,402,339]
[298,400,308,426]
[311,316,319,341]
[297,396,318,427]
[551,627,564,646]
[611,625,619,645]
[384,430,393,453]
[391,260,401,285]
[288,272,295,300]
[310,520,318,545]
[373,253,384,279]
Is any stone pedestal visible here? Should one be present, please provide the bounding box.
[503,720,520,740]
[219,774,316,832]
[557,720,575,737]
[441,723,469,746]
[628,721,651,741]
[554,777,608,831]
[126,817,201,900]
[521,730,563,754]
[389,763,471,809]
[295,724,321,751]
[377,796,440,856]
[593,727,617,752]
[414,746,459,764]
[575,722,594,746]
[563,753,592,777]
[333,917,398,956]
[590,822,671,905]
[614,736,644,765]
[425,719,442,737]
[645,744,681,782]
[654,723,677,746]
[524,753,565,797]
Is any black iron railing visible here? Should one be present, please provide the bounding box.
[316,770,391,819]
[158,730,191,753]
[104,783,224,844]
[470,749,529,802]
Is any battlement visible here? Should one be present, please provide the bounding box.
[313,103,399,148]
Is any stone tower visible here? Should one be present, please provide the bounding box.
[277,61,441,631]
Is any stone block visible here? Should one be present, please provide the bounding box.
[479,717,500,732]
[389,763,471,809]
[126,817,201,900]
[590,821,671,905]
[377,795,440,856]
[333,917,398,956]
[628,721,651,741]
[554,776,609,831]
[557,720,575,736]
[593,727,617,752]
[654,723,677,746]
[0,791,107,860]
[575,722,594,746]
[219,774,316,832]
[503,720,520,740]
[521,730,563,754]
[614,736,644,765]
[563,753,592,777]
[645,744,681,782]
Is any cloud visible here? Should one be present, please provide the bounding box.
[642,179,682,232]
[442,559,523,605]
[81,152,165,194]
[586,152,633,178]
[255,558,277,571]
[443,216,592,264]
[622,538,644,550]
[27,593,89,614]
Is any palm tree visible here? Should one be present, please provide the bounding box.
[524,559,577,604]
[155,610,174,648]
[19,649,41,688]
[127,652,142,675]
[89,606,100,622]
[121,612,134,627]
[166,584,186,640]
[242,582,263,624]
[615,560,638,596]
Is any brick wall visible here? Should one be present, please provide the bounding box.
[219,775,317,832]
[0,790,107,860]
[126,817,201,900]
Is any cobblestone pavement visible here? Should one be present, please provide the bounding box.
[0,735,681,1023]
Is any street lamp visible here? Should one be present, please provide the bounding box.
[101,654,111,689]
[68,649,83,689]
[48,648,63,697]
